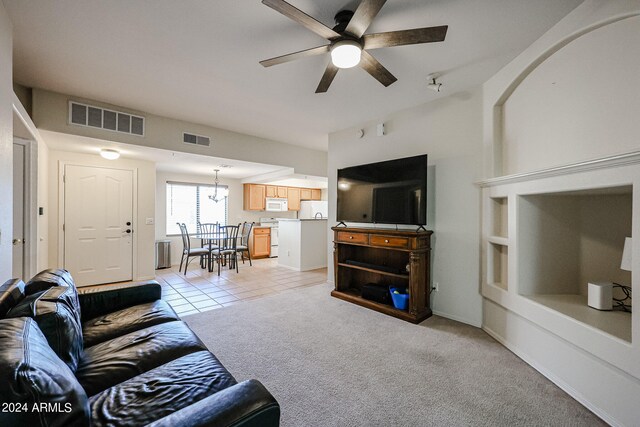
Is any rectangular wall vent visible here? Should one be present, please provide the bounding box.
[69,101,145,136]
[183,132,211,147]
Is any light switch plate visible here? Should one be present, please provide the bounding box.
[145,218,154,225]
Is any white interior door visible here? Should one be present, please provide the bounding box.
[12,144,25,278]
[64,165,133,286]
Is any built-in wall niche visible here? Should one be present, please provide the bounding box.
[488,243,508,290]
[517,185,632,341]
[490,197,508,238]
[486,196,509,290]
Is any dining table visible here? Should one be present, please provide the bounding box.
[191,231,239,273]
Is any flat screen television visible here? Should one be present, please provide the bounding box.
[337,154,428,225]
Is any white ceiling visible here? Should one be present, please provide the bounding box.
[6,0,582,151]
[41,129,329,187]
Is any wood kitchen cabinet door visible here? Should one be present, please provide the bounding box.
[300,188,312,200]
[250,227,271,258]
[277,186,288,198]
[287,187,301,211]
[265,185,277,198]
[311,189,322,200]
[243,184,265,210]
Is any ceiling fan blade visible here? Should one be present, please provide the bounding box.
[260,45,330,67]
[359,50,397,87]
[315,62,339,93]
[363,25,448,50]
[345,0,387,38]
[262,0,341,40]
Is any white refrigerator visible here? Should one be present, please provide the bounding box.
[299,201,328,219]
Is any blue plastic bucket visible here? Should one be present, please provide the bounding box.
[389,287,409,310]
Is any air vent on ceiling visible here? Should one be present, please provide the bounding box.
[183,132,211,147]
[69,101,145,136]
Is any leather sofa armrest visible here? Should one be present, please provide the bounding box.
[78,281,162,322]
[148,379,280,427]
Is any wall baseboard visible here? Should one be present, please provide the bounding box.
[432,310,481,328]
[482,324,620,427]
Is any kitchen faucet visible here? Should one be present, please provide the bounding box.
[314,212,323,219]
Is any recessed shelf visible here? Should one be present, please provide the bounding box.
[490,196,508,238]
[487,236,509,246]
[488,243,508,291]
[526,294,631,342]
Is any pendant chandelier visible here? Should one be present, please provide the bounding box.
[209,169,223,203]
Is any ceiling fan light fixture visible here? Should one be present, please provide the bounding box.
[331,40,362,69]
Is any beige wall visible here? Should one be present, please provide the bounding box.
[481,1,640,424]
[501,15,640,175]
[155,170,296,266]
[0,4,12,279]
[47,149,156,280]
[32,88,327,177]
[37,136,49,271]
[328,87,484,327]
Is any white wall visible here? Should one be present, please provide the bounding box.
[0,3,12,279]
[32,89,327,177]
[47,150,156,280]
[482,1,640,424]
[36,136,49,271]
[328,87,484,327]
[502,15,640,175]
[155,170,296,266]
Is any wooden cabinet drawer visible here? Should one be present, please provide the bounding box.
[254,227,271,235]
[370,235,409,249]
[337,232,368,244]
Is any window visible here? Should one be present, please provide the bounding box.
[166,181,228,235]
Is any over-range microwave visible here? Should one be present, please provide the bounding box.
[265,198,288,212]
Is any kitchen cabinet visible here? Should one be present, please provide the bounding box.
[249,227,271,258]
[244,183,321,211]
[287,187,301,211]
[300,188,312,200]
[243,184,266,211]
[266,186,288,199]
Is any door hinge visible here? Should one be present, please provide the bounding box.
[62,224,65,231]
[63,174,66,183]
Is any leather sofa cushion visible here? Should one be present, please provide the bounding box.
[89,351,237,426]
[0,279,25,317]
[25,268,82,315]
[0,317,90,427]
[76,321,207,396]
[7,286,83,373]
[83,299,179,347]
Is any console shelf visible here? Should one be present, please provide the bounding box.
[332,227,433,323]
[337,262,410,280]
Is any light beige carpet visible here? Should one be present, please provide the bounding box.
[185,283,603,427]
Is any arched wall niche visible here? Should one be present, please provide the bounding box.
[485,10,640,177]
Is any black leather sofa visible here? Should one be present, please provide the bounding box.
[0,269,280,427]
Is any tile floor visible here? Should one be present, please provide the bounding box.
[152,258,328,316]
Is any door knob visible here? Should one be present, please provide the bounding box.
[126,229,132,234]
[12,238,23,245]
[126,221,131,226]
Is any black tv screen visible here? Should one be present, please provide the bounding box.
[337,154,428,225]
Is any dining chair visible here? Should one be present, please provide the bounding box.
[214,224,240,274]
[197,222,219,268]
[236,222,254,266]
[177,222,209,275]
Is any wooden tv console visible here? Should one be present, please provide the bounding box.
[331,226,433,323]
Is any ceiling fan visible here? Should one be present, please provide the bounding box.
[259,0,448,93]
